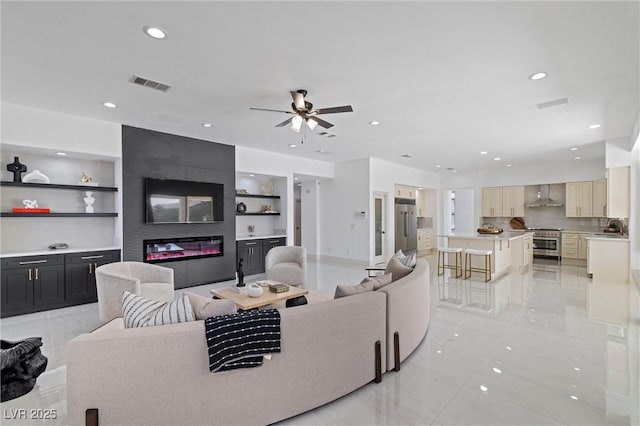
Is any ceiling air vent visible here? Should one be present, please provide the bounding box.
[130,75,171,92]
[537,97,569,109]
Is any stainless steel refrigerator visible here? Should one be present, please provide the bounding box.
[395,201,417,252]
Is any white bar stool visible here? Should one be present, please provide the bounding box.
[437,247,463,278]
[464,249,492,282]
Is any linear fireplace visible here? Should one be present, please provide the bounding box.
[144,236,223,264]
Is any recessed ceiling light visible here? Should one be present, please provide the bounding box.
[143,26,167,40]
[436,165,441,168]
[529,72,547,80]
[480,385,488,392]
[570,395,579,401]
[570,147,579,151]
[102,102,116,108]
[201,123,213,128]
[480,151,488,155]
[294,177,299,180]
[56,152,66,156]
[452,170,458,173]
[369,121,380,126]
[249,174,255,177]
[288,144,297,148]
[494,157,501,161]
[401,154,413,158]
[574,156,581,160]
[507,164,512,168]
[589,124,601,129]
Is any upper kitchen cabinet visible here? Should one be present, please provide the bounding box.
[394,184,416,200]
[607,166,630,218]
[481,187,503,217]
[502,186,524,217]
[592,179,607,218]
[566,181,593,217]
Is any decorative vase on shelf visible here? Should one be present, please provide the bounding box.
[6,157,27,182]
[22,170,50,184]
[83,191,95,213]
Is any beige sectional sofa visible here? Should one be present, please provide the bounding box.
[66,259,430,426]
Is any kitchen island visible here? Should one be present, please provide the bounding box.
[586,233,630,283]
[438,231,534,280]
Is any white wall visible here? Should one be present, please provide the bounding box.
[1,102,121,158]
[301,180,320,255]
[630,133,640,270]
[606,138,632,168]
[318,159,371,261]
[370,158,442,262]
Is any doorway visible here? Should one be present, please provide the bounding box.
[374,193,388,264]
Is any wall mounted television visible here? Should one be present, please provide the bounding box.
[145,178,224,224]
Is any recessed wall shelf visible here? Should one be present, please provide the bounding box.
[235,194,280,199]
[236,212,281,216]
[1,213,118,217]
[0,181,118,192]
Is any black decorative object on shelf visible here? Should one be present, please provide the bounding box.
[6,157,27,183]
[236,202,247,214]
[237,258,245,287]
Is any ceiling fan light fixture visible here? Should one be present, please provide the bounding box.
[291,115,303,133]
[306,118,318,130]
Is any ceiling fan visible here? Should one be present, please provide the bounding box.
[250,89,353,133]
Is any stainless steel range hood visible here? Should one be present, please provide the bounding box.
[526,184,563,207]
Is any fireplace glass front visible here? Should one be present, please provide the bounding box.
[144,236,223,263]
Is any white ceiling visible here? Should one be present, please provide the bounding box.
[2,1,638,174]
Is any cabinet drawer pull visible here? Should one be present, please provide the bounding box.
[245,242,257,246]
[81,255,104,260]
[28,269,32,281]
[89,263,93,274]
[269,240,279,243]
[35,268,39,280]
[19,260,47,265]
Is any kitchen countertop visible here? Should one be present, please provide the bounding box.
[236,234,287,241]
[585,233,630,241]
[439,230,533,241]
[1,246,121,258]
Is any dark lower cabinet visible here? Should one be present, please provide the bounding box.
[1,249,120,318]
[236,237,286,276]
[237,240,264,275]
[65,250,120,304]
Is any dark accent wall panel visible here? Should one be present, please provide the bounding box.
[122,126,236,287]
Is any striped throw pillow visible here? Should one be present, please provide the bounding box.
[122,291,195,328]
[400,253,416,268]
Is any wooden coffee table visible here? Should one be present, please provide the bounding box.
[210,284,308,310]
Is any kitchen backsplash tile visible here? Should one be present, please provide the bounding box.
[484,207,609,232]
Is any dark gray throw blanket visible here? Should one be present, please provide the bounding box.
[1,337,48,402]
[205,308,281,373]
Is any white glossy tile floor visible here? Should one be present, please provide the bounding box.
[1,256,638,426]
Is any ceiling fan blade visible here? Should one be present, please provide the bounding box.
[313,105,354,115]
[309,116,334,129]
[275,117,295,128]
[249,107,293,114]
[290,91,306,110]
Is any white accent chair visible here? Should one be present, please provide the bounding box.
[265,246,307,287]
[95,262,175,322]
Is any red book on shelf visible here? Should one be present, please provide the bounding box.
[12,208,51,213]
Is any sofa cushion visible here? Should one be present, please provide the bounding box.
[122,291,195,328]
[361,272,393,290]
[385,258,413,282]
[185,292,237,320]
[334,281,374,299]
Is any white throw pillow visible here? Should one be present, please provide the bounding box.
[185,292,237,320]
[122,291,195,328]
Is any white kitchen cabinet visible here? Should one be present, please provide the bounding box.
[607,166,630,218]
[417,228,433,255]
[562,232,588,260]
[566,181,593,217]
[394,184,416,200]
[502,185,524,217]
[592,179,607,218]
[481,187,503,217]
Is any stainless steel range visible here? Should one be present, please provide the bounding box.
[529,228,562,259]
